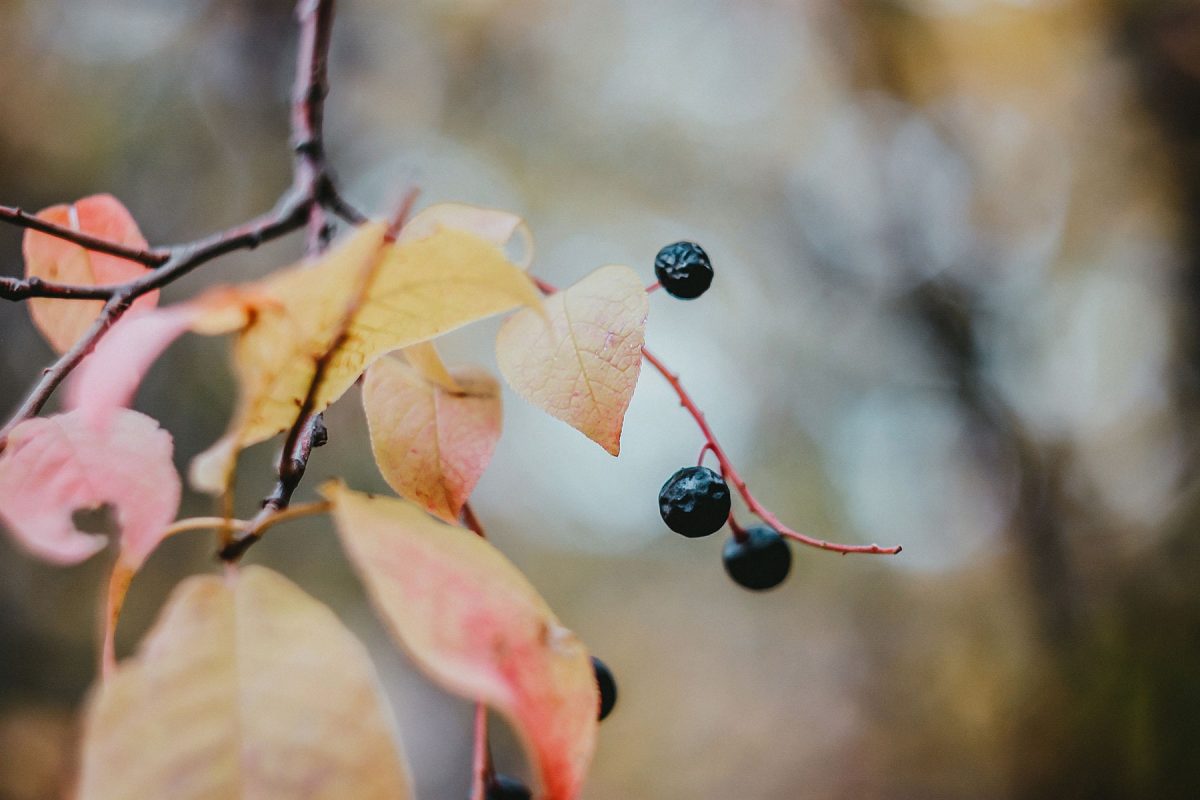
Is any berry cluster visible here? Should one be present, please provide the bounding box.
[659,465,792,591]
[651,243,793,591]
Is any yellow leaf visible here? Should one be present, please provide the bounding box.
[190,221,542,494]
[78,566,413,800]
[363,356,501,522]
[401,341,461,392]
[496,264,648,455]
[322,483,597,800]
[399,203,534,269]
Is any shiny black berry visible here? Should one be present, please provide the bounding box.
[722,526,792,591]
[486,774,531,800]
[592,656,617,721]
[659,466,730,537]
[654,241,713,299]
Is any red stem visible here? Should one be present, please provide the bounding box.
[469,702,492,800]
[532,275,899,555]
[639,347,901,555]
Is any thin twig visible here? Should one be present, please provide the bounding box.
[0,0,349,448]
[0,204,168,266]
[469,702,492,800]
[640,347,901,555]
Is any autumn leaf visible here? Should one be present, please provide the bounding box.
[398,203,534,269]
[401,340,461,392]
[191,219,542,494]
[24,195,154,353]
[496,264,648,455]
[363,356,502,523]
[322,483,597,800]
[78,567,413,800]
[0,409,179,567]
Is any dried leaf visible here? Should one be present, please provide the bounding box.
[78,567,413,800]
[322,483,597,800]
[496,264,648,455]
[363,356,501,522]
[23,195,154,353]
[0,409,178,566]
[191,220,541,493]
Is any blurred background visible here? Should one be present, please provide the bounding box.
[2,0,1199,797]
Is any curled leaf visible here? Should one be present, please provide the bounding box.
[363,356,501,523]
[399,203,534,269]
[496,264,648,455]
[0,409,179,567]
[191,220,541,494]
[79,567,413,800]
[23,195,154,353]
[322,483,597,800]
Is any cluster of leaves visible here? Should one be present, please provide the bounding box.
[0,194,656,797]
[0,4,899,797]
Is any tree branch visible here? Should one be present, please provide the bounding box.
[1,0,355,447]
[0,204,169,266]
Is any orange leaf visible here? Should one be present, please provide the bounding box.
[0,409,178,566]
[496,264,648,455]
[322,483,597,800]
[78,567,413,800]
[190,218,541,494]
[23,195,154,353]
[363,356,501,523]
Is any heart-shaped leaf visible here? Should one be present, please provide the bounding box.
[496,264,648,455]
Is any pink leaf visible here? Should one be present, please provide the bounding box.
[23,195,155,354]
[322,483,598,800]
[67,307,198,430]
[0,409,179,567]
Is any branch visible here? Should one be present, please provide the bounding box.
[639,347,902,555]
[533,276,901,556]
[0,197,311,443]
[1,0,349,446]
[0,204,168,266]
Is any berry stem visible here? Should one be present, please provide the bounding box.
[727,511,748,543]
[469,702,492,800]
[639,346,902,556]
[462,501,497,797]
[531,276,901,555]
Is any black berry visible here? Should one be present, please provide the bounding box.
[486,774,531,800]
[654,241,713,299]
[722,526,792,591]
[592,656,617,721]
[658,466,730,537]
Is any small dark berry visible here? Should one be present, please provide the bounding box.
[722,525,792,591]
[654,241,713,299]
[486,774,531,800]
[659,466,730,537]
[592,656,617,721]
